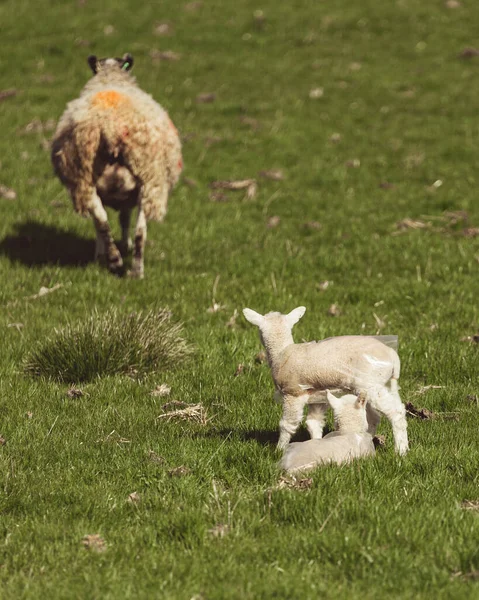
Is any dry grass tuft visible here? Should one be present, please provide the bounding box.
[157,401,210,425]
[24,308,192,383]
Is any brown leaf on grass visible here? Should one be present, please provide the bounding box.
[148,450,166,464]
[275,475,313,491]
[234,363,244,377]
[0,89,18,102]
[462,227,479,238]
[316,280,331,291]
[255,350,266,364]
[168,465,191,477]
[302,221,321,230]
[127,491,141,505]
[459,47,479,59]
[208,523,230,538]
[67,387,84,398]
[157,401,210,425]
[183,177,198,188]
[26,283,64,300]
[345,158,360,168]
[151,383,171,397]
[259,169,284,181]
[184,1,203,10]
[153,22,173,36]
[240,115,261,130]
[379,181,394,190]
[196,92,216,103]
[211,179,255,190]
[328,304,341,317]
[210,190,229,202]
[373,435,386,449]
[0,435,6,446]
[460,500,479,511]
[405,402,435,420]
[150,49,181,61]
[267,216,281,229]
[0,185,17,200]
[82,534,106,552]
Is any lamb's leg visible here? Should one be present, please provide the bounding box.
[366,403,381,436]
[305,402,328,440]
[129,206,147,279]
[367,384,408,455]
[278,394,309,450]
[119,208,133,256]
[89,190,123,274]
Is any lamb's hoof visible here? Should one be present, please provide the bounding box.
[107,256,125,277]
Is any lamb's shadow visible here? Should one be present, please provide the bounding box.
[0,221,94,267]
[207,427,314,447]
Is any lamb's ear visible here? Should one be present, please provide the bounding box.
[121,53,134,71]
[286,306,306,327]
[87,55,98,74]
[326,389,340,410]
[356,392,367,409]
[243,308,264,328]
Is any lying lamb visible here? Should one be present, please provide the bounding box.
[243,306,408,454]
[280,390,375,473]
[51,53,183,278]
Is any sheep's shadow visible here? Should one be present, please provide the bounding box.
[0,221,94,267]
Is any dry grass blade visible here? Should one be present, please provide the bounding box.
[208,523,230,538]
[157,401,210,425]
[414,385,445,395]
[0,89,17,101]
[259,169,284,181]
[395,218,430,232]
[168,465,191,476]
[274,475,313,491]
[196,92,216,103]
[148,450,166,464]
[82,534,106,552]
[210,179,256,190]
[460,500,479,511]
[405,402,435,420]
[0,184,17,200]
[149,49,181,61]
[150,383,171,397]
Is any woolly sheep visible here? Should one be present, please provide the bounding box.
[51,53,183,278]
[280,390,375,473]
[243,306,408,455]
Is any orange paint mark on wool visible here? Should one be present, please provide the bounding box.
[91,90,130,109]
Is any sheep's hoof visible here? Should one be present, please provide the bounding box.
[127,268,144,280]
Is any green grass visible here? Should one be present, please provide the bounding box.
[1,0,479,597]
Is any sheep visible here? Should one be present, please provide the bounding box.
[280,390,375,473]
[51,53,183,278]
[242,306,409,455]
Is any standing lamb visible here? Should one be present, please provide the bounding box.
[51,53,183,278]
[280,390,375,473]
[243,306,408,455]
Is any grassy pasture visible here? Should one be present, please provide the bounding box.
[1,0,479,597]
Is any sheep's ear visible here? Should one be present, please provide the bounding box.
[121,53,134,71]
[286,306,306,327]
[356,392,367,409]
[326,389,340,410]
[87,55,98,74]
[243,308,264,328]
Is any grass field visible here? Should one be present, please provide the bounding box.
[1,0,479,597]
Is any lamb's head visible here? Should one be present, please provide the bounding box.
[87,53,134,75]
[243,307,306,362]
[326,390,369,434]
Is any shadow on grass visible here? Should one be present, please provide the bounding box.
[0,221,94,267]
[204,427,317,446]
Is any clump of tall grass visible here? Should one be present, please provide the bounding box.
[24,308,192,382]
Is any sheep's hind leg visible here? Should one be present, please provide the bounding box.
[89,191,123,274]
[129,206,147,279]
[305,402,328,440]
[119,208,133,256]
[367,385,408,455]
[366,403,381,436]
[277,393,309,450]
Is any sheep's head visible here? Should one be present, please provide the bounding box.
[88,53,134,75]
[326,390,369,433]
[243,307,306,354]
